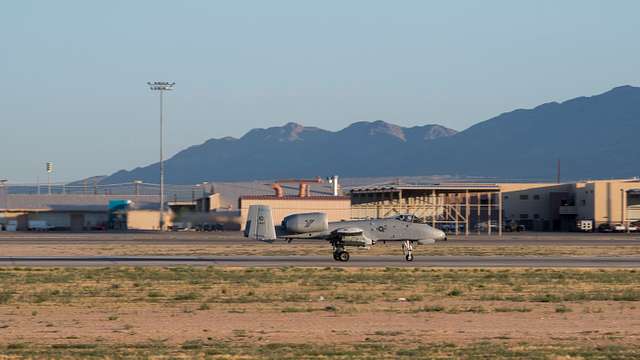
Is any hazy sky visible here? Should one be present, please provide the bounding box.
[2,1,639,182]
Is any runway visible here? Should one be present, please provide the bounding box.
[2,232,640,246]
[1,255,639,268]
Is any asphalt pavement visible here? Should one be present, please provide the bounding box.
[0,255,639,268]
[1,231,640,246]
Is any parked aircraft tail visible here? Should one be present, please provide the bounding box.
[244,205,277,241]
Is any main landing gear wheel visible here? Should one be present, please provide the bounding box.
[338,251,350,262]
[333,251,350,262]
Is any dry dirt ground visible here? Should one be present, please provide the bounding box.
[0,267,639,358]
[2,301,640,345]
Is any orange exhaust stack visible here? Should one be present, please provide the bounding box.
[271,177,323,197]
[271,183,284,197]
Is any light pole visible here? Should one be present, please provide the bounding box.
[46,162,53,195]
[0,180,7,209]
[148,81,175,230]
[133,180,142,196]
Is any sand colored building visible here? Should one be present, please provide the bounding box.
[501,179,640,231]
[126,210,173,231]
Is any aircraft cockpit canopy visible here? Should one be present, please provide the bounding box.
[395,214,423,223]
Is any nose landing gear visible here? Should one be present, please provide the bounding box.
[402,240,414,262]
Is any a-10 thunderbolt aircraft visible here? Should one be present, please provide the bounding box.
[244,205,447,262]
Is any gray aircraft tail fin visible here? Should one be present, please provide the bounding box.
[244,205,277,241]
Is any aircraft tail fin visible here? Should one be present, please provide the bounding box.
[244,205,277,241]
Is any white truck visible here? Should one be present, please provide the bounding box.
[28,220,53,231]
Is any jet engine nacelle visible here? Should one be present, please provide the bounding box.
[282,212,329,234]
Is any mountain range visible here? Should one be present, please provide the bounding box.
[102,85,640,184]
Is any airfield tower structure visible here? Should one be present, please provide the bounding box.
[148,81,175,230]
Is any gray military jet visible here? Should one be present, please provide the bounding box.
[244,205,446,262]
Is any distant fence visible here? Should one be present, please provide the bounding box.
[2,182,205,202]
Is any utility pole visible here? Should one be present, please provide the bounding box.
[148,82,175,231]
[556,159,561,184]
